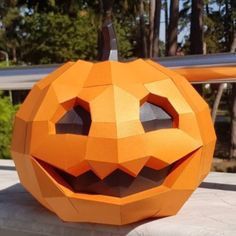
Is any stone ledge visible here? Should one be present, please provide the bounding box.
[0,160,236,236]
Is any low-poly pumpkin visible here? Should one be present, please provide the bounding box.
[11,59,216,225]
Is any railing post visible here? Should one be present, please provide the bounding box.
[0,50,9,67]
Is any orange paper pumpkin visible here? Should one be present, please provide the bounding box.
[11,59,216,225]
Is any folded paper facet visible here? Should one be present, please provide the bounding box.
[11,59,216,225]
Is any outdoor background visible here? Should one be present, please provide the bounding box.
[0,0,235,172]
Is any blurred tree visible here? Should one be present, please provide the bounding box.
[0,0,22,62]
[149,0,161,57]
[0,0,137,63]
[190,0,203,54]
[138,0,148,58]
[190,0,204,94]
[0,0,234,63]
[164,0,169,55]
[19,12,98,64]
[167,0,179,56]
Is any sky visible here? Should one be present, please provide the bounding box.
[159,0,189,44]
[159,1,219,45]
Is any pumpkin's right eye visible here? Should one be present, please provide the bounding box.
[140,102,173,132]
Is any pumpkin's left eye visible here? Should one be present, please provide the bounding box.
[55,105,91,135]
[140,102,173,132]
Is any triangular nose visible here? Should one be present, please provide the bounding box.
[87,160,118,179]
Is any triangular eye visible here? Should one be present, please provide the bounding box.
[56,105,91,135]
[140,102,172,132]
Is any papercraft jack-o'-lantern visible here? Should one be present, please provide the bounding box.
[11,59,216,225]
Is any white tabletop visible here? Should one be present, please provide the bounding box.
[1,160,236,236]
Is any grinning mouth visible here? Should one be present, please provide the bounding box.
[54,165,173,197]
[35,158,183,198]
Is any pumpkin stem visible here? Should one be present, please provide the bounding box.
[98,0,118,61]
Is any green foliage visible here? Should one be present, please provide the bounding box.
[114,18,137,59]
[0,5,22,62]
[0,92,19,159]
[204,14,225,53]
[0,60,13,67]
[0,0,235,62]
[20,12,98,64]
[0,0,139,64]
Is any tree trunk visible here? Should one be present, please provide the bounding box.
[224,0,232,51]
[230,32,236,52]
[206,3,210,16]
[230,84,236,159]
[164,0,168,56]
[212,84,226,124]
[190,0,204,95]
[167,0,179,56]
[140,0,148,58]
[190,0,204,54]
[152,0,161,57]
[149,0,155,57]
[12,47,17,62]
[230,18,236,159]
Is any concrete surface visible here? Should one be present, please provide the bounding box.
[0,160,236,236]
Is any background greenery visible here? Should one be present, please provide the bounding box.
[0,91,18,159]
[0,0,234,64]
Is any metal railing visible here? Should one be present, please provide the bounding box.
[0,53,235,90]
